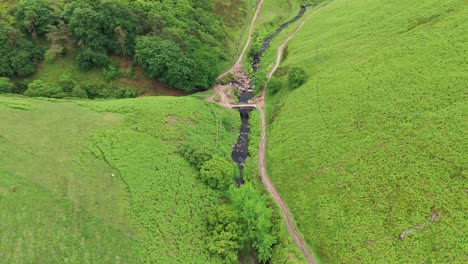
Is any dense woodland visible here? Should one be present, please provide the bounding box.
[0,0,234,98]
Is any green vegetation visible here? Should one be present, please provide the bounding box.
[0,95,239,263]
[0,77,14,93]
[265,0,467,263]
[0,22,43,77]
[0,0,252,97]
[200,156,235,190]
[287,66,307,90]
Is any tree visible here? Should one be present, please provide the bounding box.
[46,21,72,62]
[135,36,200,91]
[0,22,43,77]
[200,156,234,190]
[64,1,139,69]
[16,0,55,41]
[288,67,308,90]
[0,77,14,93]
[228,183,276,262]
[207,204,242,263]
[25,80,65,98]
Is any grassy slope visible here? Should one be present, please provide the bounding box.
[266,0,467,263]
[0,95,238,263]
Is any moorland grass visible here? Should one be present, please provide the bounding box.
[265,0,467,263]
[0,95,238,263]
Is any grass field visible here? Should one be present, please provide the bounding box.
[0,95,238,263]
[265,0,467,263]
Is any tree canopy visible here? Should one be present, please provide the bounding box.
[200,156,234,190]
[0,22,43,77]
[15,0,55,40]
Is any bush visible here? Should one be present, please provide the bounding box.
[58,73,76,93]
[82,82,104,99]
[70,85,88,99]
[288,67,307,90]
[0,77,14,93]
[200,156,234,190]
[25,80,65,98]
[13,80,30,94]
[113,88,137,99]
[103,65,122,81]
[268,77,282,94]
[180,143,214,170]
[76,47,109,70]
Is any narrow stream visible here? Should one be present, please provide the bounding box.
[232,5,314,185]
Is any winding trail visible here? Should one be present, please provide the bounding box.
[210,1,324,263]
[217,0,265,80]
[257,7,324,264]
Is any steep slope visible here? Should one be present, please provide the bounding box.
[0,96,237,263]
[265,0,467,263]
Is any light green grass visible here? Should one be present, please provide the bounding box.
[243,110,307,263]
[254,0,301,38]
[0,95,238,263]
[265,0,467,263]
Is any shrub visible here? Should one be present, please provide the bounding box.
[81,82,108,99]
[103,65,122,81]
[113,88,137,99]
[200,156,234,190]
[76,47,109,70]
[0,77,14,93]
[180,143,214,170]
[25,80,65,98]
[268,77,282,94]
[70,85,88,99]
[288,67,307,90]
[58,73,76,93]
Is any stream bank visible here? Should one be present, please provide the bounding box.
[231,5,314,185]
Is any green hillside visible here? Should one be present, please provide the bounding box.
[265,0,467,263]
[0,95,238,263]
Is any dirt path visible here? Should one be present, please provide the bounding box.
[218,0,265,79]
[209,1,323,263]
[257,7,324,264]
[210,0,265,106]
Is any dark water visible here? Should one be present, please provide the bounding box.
[232,5,314,185]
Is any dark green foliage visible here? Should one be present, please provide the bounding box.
[75,47,109,70]
[268,77,282,94]
[25,80,64,98]
[81,82,103,99]
[0,77,14,93]
[228,183,276,262]
[0,22,43,77]
[15,0,55,40]
[135,36,205,91]
[65,1,139,69]
[207,204,242,263]
[287,66,307,90]
[200,156,234,190]
[103,65,122,81]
